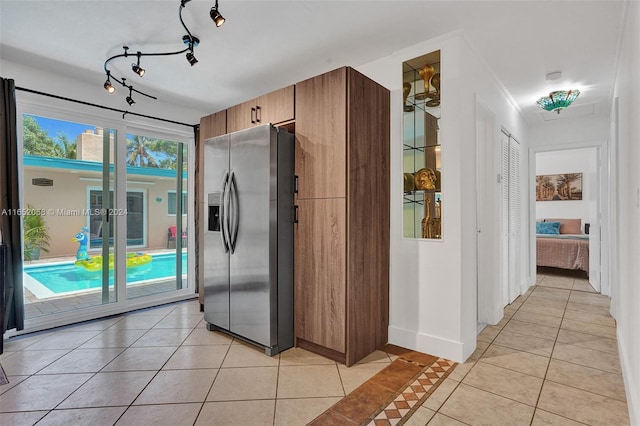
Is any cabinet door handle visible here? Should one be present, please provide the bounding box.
[294,175,299,194]
[255,105,261,123]
[251,107,256,124]
[294,205,299,224]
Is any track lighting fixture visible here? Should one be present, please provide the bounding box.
[131,52,145,77]
[102,0,226,106]
[126,87,135,106]
[210,0,226,27]
[103,75,115,94]
[186,52,198,66]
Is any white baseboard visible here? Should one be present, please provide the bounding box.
[489,305,504,325]
[389,325,466,363]
[618,330,639,425]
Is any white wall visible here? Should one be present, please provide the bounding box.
[611,1,640,424]
[357,31,528,362]
[535,148,597,232]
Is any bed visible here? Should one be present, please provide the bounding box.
[536,218,589,273]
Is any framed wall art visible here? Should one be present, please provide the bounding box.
[536,173,583,201]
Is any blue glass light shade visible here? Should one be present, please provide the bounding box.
[536,89,580,114]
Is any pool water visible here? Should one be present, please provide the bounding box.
[24,252,187,295]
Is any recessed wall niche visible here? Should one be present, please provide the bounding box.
[403,50,442,239]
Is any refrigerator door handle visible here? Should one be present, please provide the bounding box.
[220,171,230,253]
[229,171,240,254]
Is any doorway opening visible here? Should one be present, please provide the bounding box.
[533,146,606,294]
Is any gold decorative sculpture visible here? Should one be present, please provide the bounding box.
[414,168,437,190]
[418,63,435,93]
[403,173,415,193]
[427,73,441,107]
[403,82,414,112]
[421,198,432,238]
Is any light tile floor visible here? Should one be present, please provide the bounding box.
[404,267,630,425]
[1,267,631,425]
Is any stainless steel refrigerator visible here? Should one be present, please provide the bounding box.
[203,124,294,355]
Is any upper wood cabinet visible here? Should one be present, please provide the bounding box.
[200,110,228,140]
[294,67,390,366]
[227,85,294,133]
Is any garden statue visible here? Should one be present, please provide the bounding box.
[73,227,90,260]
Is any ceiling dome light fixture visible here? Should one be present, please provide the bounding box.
[536,89,580,114]
[102,0,226,106]
[210,0,226,27]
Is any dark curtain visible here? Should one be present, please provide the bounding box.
[0,78,24,353]
[193,125,200,300]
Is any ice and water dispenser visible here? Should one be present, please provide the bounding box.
[208,192,221,232]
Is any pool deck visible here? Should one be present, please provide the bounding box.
[23,249,190,318]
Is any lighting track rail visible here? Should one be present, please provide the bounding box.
[102,0,225,106]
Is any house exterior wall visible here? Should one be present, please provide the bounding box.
[76,127,115,162]
[23,165,187,258]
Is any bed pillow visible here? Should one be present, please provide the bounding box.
[545,218,582,234]
[536,221,561,235]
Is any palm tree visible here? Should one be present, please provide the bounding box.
[126,135,159,167]
[536,175,554,200]
[56,133,77,159]
[558,173,581,200]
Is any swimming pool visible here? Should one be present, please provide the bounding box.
[24,252,187,298]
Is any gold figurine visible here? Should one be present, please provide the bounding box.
[421,198,433,238]
[418,64,435,93]
[414,168,437,190]
[426,72,441,107]
[403,82,414,112]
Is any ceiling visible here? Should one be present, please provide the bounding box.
[0,1,627,126]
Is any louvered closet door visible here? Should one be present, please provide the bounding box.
[500,132,521,305]
[508,138,521,304]
[500,136,510,305]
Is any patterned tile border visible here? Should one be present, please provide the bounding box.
[368,358,455,426]
[309,346,457,426]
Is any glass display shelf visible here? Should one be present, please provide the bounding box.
[403,49,442,240]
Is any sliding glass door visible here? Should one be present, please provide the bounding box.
[19,112,194,330]
[124,132,189,300]
[21,115,116,318]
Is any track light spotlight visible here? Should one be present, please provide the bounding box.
[131,52,145,77]
[104,72,115,93]
[186,52,198,66]
[132,64,145,77]
[210,0,225,27]
[126,88,135,106]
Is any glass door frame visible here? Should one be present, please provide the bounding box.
[13,97,196,335]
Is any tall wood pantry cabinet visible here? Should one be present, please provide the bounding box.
[294,67,390,366]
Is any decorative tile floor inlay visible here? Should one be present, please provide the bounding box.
[368,358,455,426]
[309,346,457,426]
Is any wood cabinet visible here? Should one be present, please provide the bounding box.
[197,110,227,306]
[227,85,294,133]
[294,67,390,366]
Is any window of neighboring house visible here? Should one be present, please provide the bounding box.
[88,188,146,248]
[167,191,188,215]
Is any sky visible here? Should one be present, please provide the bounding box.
[27,114,95,142]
